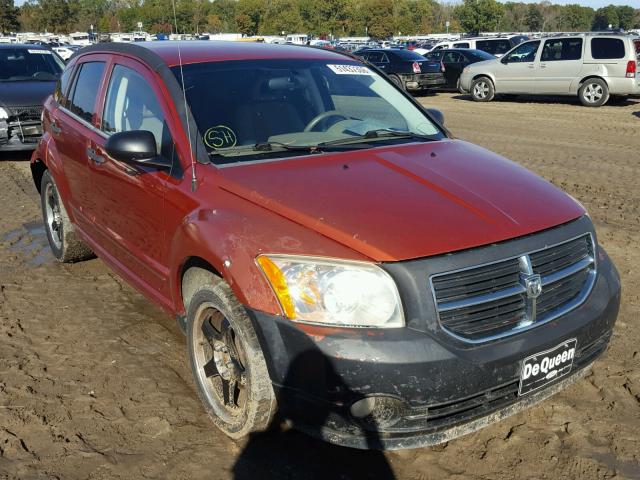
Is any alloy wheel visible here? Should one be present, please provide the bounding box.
[192,305,247,420]
[44,182,62,249]
[474,81,490,99]
[583,83,603,104]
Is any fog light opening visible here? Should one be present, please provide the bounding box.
[350,396,404,429]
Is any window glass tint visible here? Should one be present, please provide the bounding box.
[504,41,540,63]
[477,39,512,56]
[541,38,583,61]
[53,67,73,106]
[366,52,383,63]
[0,48,64,81]
[102,65,172,159]
[453,42,469,49]
[68,62,105,123]
[591,38,625,59]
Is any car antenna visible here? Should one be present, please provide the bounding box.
[171,0,197,192]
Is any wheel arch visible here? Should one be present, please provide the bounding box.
[578,75,609,88]
[30,158,47,194]
[179,256,224,313]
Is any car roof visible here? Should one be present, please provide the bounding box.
[75,40,354,67]
[0,43,51,50]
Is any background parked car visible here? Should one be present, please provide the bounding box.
[0,44,64,151]
[354,48,445,91]
[424,48,496,89]
[458,33,640,107]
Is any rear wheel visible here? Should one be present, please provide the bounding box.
[388,74,405,91]
[40,170,93,263]
[186,278,276,439]
[579,79,609,107]
[471,77,495,102]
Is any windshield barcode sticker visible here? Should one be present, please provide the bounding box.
[328,64,372,75]
[28,49,52,54]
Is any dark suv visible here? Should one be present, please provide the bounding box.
[1,44,64,151]
[31,41,620,450]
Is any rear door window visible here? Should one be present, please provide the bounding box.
[67,61,105,123]
[591,38,625,59]
[541,38,583,61]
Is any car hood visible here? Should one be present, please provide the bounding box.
[469,58,500,70]
[217,140,585,262]
[0,80,56,108]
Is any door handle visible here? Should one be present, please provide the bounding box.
[528,64,535,69]
[86,147,105,165]
[50,122,61,135]
[540,64,547,68]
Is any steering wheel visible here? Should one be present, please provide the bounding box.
[304,110,350,132]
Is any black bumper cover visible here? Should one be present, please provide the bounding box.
[247,224,620,450]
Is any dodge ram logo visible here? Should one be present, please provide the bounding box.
[524,274,543,299]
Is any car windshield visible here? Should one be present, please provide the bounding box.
[0,48,64,81]
[173,59,443,165]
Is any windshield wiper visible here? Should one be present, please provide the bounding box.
[208,141,323,158]
[317,129,438,147]
[253,141,322,153]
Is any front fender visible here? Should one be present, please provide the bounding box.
[167,192,372,316]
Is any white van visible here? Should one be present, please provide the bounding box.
[459,33,640,106]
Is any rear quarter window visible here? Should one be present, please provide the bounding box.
[591,38,626,60]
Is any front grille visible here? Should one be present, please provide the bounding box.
[431,234,596,342]
[8,105,43,122]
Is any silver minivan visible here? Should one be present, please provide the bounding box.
[459,33,640,107]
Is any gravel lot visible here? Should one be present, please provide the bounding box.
[1,93,639,480]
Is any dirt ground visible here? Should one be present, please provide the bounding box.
[1,93,639,480]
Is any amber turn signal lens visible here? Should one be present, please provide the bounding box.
[256,255,296,318]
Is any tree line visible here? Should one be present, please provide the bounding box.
[2,0,640,39]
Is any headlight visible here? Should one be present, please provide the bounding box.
[0,107,8,120]
[256,255,404,328]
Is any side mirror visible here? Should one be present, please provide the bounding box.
[426,108,445,126]
[105,130,171,169]
[500,57,509,64]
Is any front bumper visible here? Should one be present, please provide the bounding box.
[0,119,43,151]
[400,73,446,91]
[247,220,620,450]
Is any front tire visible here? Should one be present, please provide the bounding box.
[186,280,276,439]
[579,78,609,107]
[471,77,495,102]
[40,170,93,263]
